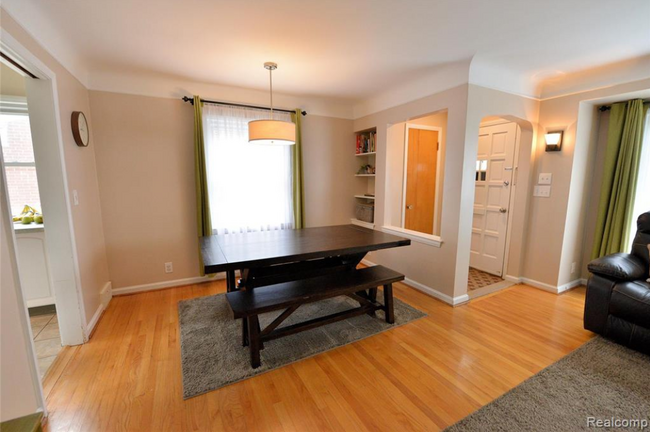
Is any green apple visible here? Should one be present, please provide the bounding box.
[21,216,34,224]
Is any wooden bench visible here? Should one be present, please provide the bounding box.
[226,265,405,368]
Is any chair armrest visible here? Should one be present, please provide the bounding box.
[587,253,647,281]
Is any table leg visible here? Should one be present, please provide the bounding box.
[226,269,236,292]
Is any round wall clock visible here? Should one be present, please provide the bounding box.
[71,111,90,147]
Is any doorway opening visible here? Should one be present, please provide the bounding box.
[468,116,522,298]
[0,62,62,377]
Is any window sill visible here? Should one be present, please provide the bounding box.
[381,225,443,248]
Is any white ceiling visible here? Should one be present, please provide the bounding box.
[3,0,650,102]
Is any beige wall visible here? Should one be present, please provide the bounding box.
[354,85,470,300]
[0,63,26,96]
[1,10,110,327]
[89,91,354,289]
[301,115,355,228]
[528,79,650,287]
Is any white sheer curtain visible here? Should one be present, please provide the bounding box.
[203,103,294,234]
[627,108,650,247]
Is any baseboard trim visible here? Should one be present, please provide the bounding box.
[86,303,104,340]
[403,278,469,306]
[519,277,584,294]
[362,258,467,306]
[100,281,112,308]
[112,274,227,296]
[557,278,585,293]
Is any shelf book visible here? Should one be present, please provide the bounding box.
[356,130,377,154]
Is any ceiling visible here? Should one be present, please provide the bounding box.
[3,0,650,101]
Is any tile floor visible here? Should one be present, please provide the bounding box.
[29,313,61,377]
[468,267,503,290]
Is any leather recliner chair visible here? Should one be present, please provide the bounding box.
[584,211,650,354]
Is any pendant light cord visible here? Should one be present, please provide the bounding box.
[269,67,274,119]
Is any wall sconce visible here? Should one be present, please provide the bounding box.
[545,131,563,152]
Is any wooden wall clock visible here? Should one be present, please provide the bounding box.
[71,111,90,147]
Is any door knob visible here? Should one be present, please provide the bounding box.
[503,181,510,186]
[406,205,414,210]
[499,208,507,213]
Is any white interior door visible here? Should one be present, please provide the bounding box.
[470,122,517,276]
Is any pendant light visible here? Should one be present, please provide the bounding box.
[248,62,296,145]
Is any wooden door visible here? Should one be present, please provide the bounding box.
[470,122,517,276]
[404,128,438,234]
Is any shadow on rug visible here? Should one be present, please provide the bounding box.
[445,337,650,431]
[178,292,426,399]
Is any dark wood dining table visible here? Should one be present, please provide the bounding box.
[200,224,411,292]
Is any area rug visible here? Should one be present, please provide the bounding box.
[445,337,650,431]
[178,291,426,399]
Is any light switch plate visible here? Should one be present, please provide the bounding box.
[534,185,551,197]
[539,173,552,185]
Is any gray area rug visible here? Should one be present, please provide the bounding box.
[445,337,650,431]
[178,291,426,399]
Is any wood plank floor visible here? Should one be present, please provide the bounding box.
[42,281,593,432]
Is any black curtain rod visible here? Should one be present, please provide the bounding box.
[182,96,306,116]
[599,105,611,112]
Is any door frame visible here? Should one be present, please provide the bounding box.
[401,123,444,233]
[471,119,521,278]
[1,27,87,347]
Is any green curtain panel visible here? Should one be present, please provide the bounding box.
[193,95,212,275]
[291,109,305,229]
[591,99,648,259]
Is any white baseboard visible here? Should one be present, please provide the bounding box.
[86,303,104,339]
[100,281,112,308]
[557,278,585,293]
[403,278,469,306]
[112,274,228,296]
[504,275,522,284]
[520,277,584,294]
[362,258,467,306]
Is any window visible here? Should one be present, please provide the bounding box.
[475,159,488,181]
[0,110,42,217]
[203,103,294,234]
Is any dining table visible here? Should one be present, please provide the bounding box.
[200,224,411,292]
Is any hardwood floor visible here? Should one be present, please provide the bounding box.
[42,280,592,432]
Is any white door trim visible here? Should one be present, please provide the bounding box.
[401,123,444,233]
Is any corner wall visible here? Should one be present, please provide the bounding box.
[1,9,110,329]
[353,85,470,302]
[88,90,354,289]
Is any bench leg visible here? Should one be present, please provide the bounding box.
[383,284,394,324]
[242,318,249,347]
[248,315,261,369]
[367,287,378,317]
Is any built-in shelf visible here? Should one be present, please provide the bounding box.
[351,218,375,229]
[354,127,377,230]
